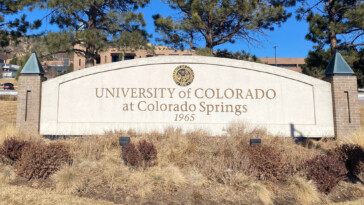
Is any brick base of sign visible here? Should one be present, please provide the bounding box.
[16,75,46,134]
[324,75,360,138]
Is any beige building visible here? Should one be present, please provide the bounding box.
[74,45,197,71]
[259,57,305,72]
[74,45,306,72]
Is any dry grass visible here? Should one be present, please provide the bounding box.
[0,126,363,204]
[0,183,116,205]
[0,100,17,128]
[361,107,364,127]
[342,128,364,148]
[0,103,363,204]
[0,78,17,86]
[289,176,321,205]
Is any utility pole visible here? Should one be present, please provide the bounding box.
[273,46,277,66]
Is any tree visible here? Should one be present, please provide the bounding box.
[37,0,151,67]
[0,0,41,48]
[214,49,262,62]
[153,0,296,53]
[66,63,73,73]
[297,0,364,55]
[301,48,364,87]
[11,54,31,80]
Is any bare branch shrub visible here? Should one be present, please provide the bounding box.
[138,140,158,167]
[122,140,157,168]
[0,138,29,164]
[122,143,141,167]
[339,144,364,180]
[246,144,291,182]
[303,153,347,193]
[15,142,73,179]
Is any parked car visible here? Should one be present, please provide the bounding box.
[3,83,14,90]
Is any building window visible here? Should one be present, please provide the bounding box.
[79,59,81,66]
[105,56,107,63]
[124,55,135,60]
[112,54,120,62]
[96,56,101,64]
[272,64,297,67]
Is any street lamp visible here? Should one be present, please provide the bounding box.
[273,46,277,66]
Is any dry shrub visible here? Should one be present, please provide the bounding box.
[246,144,291,182]
[0,138,29,164]
[264,137,321,170]
[0,165,17,184]
[339,144,364,180]
[249,182,274,205]
[289,176,321,205]
[327,181,364,203]
[15,142,72,179]
[138,140,158,167]
[122,143,140,167]
[52,165,80,195]
[0,125,20,144]
[122,140,157,168]
[343,128,364,148]
[65,135,119,161]
[303,153,348,194]
[225,121,247,137]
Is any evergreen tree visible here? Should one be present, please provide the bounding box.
[301,48,364,87]
[11,54,31,80]
[153,0,296,53]
[37,0,151,67]
[297,1,363,87]
[297,0,364,55]
[0,0,41,48]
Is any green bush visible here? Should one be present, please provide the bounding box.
[15,142,72,179]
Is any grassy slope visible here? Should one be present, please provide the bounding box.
[0,100,363,204]
[0,184,116,205]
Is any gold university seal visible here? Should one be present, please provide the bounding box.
[173,65,194,87]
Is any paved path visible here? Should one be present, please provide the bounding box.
[0,90,18,95]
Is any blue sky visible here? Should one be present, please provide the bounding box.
[5,0,315,58]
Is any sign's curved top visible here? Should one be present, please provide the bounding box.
[44,56,329,87]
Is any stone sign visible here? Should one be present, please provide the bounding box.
[39,57,334,137]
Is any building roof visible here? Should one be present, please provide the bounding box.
[324,52,354,76]
[21,52,45,75]
[259,57,305,65]
[0,63,21,71]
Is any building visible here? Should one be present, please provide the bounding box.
[0,61,21,78]
[74,45,197,70]
[259,57,305,72]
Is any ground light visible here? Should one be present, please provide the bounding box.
[250,138,261,145]
[119,136,130,147]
